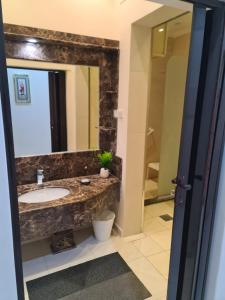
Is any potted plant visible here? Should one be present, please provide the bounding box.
[97,151,113,178]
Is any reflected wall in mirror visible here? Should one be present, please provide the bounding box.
[7,59,100,157]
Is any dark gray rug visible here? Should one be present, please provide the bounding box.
[27,252,151,300]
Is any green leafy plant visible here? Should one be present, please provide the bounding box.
[97,151,113,169]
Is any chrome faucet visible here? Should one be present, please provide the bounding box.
[37,169,44,185]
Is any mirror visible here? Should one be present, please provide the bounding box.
[7,59,100,157]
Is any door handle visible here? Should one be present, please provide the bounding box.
[172,177,192,191]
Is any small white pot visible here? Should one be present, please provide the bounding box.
[100,168,110,178]
[92,210,115,242]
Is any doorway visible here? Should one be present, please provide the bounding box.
[1,1,225,300]
[126,1,225,299]
[144,13,192,203]
[140,10,192,290]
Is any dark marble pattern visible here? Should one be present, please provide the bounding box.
[15,151,122,185]
[18,174,119,212]
[5,26,122,245]
[4,24,119,152]
[18,175,120,243]
[110,155,122,180]
[4,24,119,49]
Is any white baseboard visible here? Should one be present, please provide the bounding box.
[114,222,123,236]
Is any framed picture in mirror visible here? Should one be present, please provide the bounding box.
[13,74,31,104]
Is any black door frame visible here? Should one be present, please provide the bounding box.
[172,6,225,300]
[196,39,225,300]
[168,1,225,300]
[185,0,225,7]
[0,1,24,299]
[1,1,225,300]
[167,5,208,300]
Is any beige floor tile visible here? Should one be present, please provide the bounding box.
[128,257,168,299]
[118,241,143,262]
[144,202,172,219]
[163,220,173,230]
[123,233,146,242]
[165,200,175,212]
[91,239,118,258]
[147,250,170,279]
[149,229,172,250]
[145,216,174,233]
[143,217,168,234]
[133,236,163,256]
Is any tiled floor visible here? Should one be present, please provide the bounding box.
[23,201,174,300]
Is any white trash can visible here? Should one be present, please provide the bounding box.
[92,210,115,242]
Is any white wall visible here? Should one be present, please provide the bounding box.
[1,0,191,44]
[115,1,192,235]
[114,0,163,236]
[7,68,51,157]
[158,56,187,196]
[204,144,225,300]
[0,94,18,300]
[89,67,100,150]
[2,0,118,40]
[75,66,89,150]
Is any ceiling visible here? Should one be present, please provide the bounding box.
[167,13,192,38]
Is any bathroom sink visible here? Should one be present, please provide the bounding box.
[18,187,70,204]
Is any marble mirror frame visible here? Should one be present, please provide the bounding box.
[3,24,119,153]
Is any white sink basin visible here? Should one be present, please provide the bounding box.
[18,187,70,204]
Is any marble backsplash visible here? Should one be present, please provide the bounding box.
[15,151,122,185]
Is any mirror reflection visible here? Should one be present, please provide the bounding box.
[7,60,100,157]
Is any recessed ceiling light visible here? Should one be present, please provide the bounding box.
[158,28,164,33]
[27,38,38,43]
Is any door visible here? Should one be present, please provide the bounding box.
[48,71,67,152]
[168,3,225,300]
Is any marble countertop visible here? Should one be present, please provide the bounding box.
[18,175,120,214]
